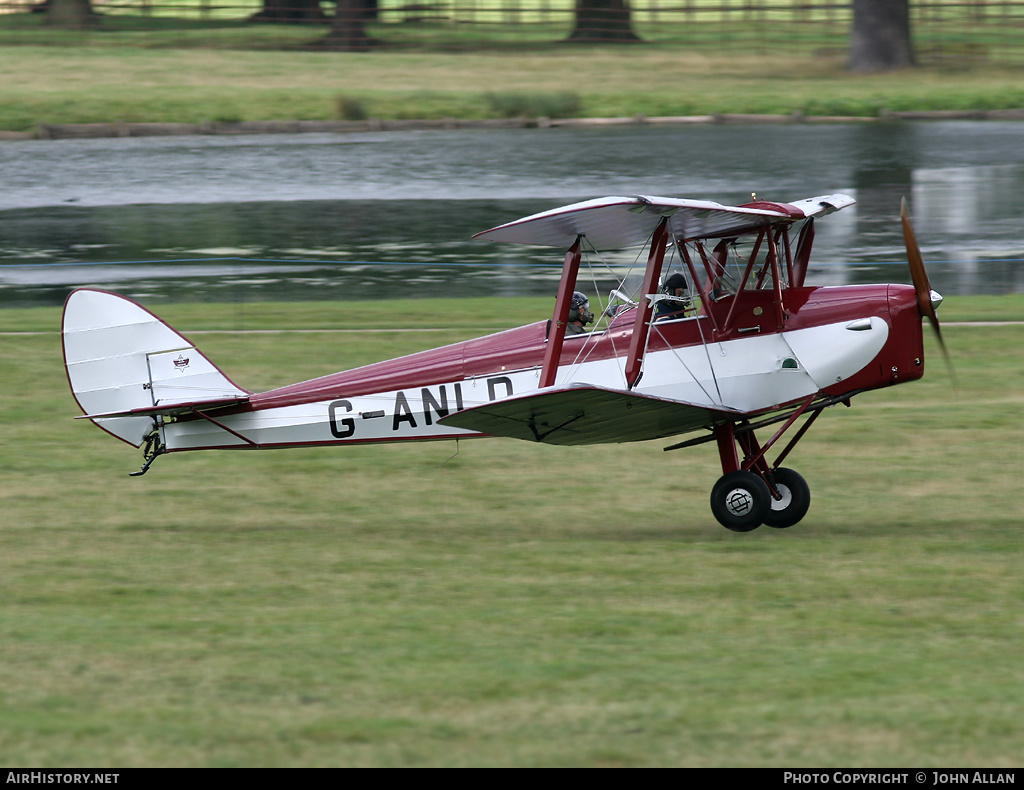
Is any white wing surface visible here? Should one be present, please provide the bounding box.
[473,193,855,250]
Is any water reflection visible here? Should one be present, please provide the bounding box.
[1,122,1023,307]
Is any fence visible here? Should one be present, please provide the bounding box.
[1,1,1023,63]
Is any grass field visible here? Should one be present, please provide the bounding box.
[2,20,1024,132]
[1,295,1022,766]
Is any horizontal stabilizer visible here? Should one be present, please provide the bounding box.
[76,395,250,421]
[438,384,740,445]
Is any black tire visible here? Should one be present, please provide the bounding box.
[763,467,811,529]
[710,470,771,532]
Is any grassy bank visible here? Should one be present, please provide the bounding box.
[1,296,1023,765]
[3,43,1024,133]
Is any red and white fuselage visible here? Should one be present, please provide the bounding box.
[63,283,923,453]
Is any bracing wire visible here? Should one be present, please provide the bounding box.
[436,438,461,467]
[560,231,655,386]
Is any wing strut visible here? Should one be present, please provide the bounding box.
[791,218,815,289]
[678,241,718,332]
[624,217,670,389]
[539,236,583,389]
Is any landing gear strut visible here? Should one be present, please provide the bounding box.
[708,399,821,531]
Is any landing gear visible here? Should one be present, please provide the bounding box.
[704,402,824,532]
[712,469,806,532]
[710,470,771,532]
[666,395,845,531]
[765,469,811,532]
[763,467,810,529]
[710,466,810,532]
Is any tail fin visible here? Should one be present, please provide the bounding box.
[62,289,250,447]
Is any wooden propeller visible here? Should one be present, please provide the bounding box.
[901,197,954,379]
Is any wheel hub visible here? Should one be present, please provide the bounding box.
[770,483,793,511]
[725,487,756,517]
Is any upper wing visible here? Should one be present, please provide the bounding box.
[438,383,743,445]
[472,193,855,250]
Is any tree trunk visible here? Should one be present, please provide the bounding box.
[320,0,376,50]
[250,0,329,24]
[566,0,640,43]
[45,0,97,29]
[849,0,914,73]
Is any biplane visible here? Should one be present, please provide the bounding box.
[62,194,945,531]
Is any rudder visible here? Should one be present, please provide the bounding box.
[62,289,250,447]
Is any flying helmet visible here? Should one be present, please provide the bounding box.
[568,291,594,325]
[662,272,689,295]
[660,272,691,315]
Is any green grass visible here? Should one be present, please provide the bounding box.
[2,20,1024,132]
[1,296,1023,765]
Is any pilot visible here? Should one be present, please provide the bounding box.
[654,272,691,322]
[566,291,595,334]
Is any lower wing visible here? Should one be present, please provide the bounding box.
[438,383,744,445]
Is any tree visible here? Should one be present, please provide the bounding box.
[45,0,97,28]
[566,0,640,43]
[849,0,914,73]
[250,0,329,24]
[320,0,376,50]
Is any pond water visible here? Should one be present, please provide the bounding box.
[1,121,1022,308]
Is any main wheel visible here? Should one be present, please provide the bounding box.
[710,470,771,532]
[762,467,811,529]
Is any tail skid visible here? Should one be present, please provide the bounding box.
[129,426,165,477]
[62,289,250,452]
